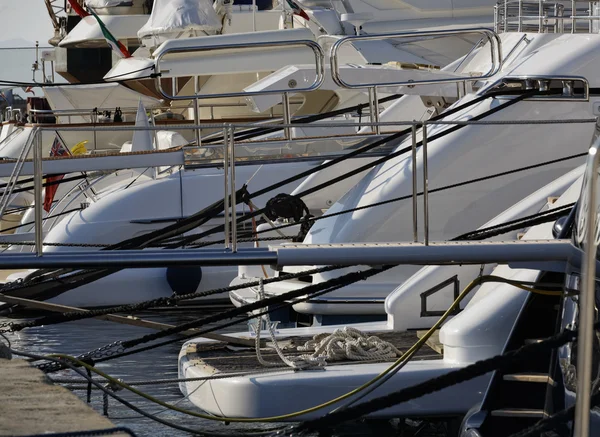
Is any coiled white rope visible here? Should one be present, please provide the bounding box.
[253,279,402,369]
[297,327,403,362]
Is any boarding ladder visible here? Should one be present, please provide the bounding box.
[473,270,566,436]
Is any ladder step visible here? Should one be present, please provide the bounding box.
[503,373,555,385]
[491,408,546,418]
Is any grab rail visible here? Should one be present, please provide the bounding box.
[0,129,36,225]
[16,115,596,255]
[154,39,325,101]
[329,27,503,89]
[495,0,600,34]
[572,118,600,437]
[154,38,325,143]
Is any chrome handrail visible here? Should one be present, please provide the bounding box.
[483,74,590,101]
[0,126,26,150]
[0,129,36,222]
[154,39,326,101]
[573,118,600,437]
[12,116,596,254]
[495,0,599,34]
[329,27,503,89]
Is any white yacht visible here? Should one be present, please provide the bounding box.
[228,2,600,326]
[0,2,502,308]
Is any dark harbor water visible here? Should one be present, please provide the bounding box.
[0,309,453,437]
[1,309,285,437]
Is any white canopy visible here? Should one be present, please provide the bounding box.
[59,14,149,48]
[44,83,162,123]
[85,0,132,7]
[137,0,222,49]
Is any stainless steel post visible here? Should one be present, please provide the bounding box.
[422,122,430,246]
[229,125,237,253]
[282,92,292,140]
[573,140,600,437]
[194,76,201,148]
[372,87,380,134]
[411,122,418,242]
[92,110,97,151]
[223,126,230,249]
[518,0,523,31]
[33,129,43,256]
[150,112,159,179]
[368,87,376,133]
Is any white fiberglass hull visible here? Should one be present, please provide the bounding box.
[178,321,488,420]
[3,162,319,307]
[180,173,580,419]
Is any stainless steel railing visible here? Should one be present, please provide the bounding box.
[495,0,600,34]
[0,129,36,222]
[329,28,503,89]
[154,38,325,144]
[571,117,600,437]
[27,103,257,124]
[10,115,595,256]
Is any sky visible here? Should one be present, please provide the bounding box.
[0,0,60,98]
[0,0,55,46]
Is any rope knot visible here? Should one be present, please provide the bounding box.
[238,184,251,205]
[264,193,308,222]
[264,193,313,241]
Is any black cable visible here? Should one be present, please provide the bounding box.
[0,173,88,196]
[173,89,543,248]
[97,267,388,363]
[0,46,54,50]
[121,265,389,349]
[202,93,404,144]
[0,66,158,88]
[34,266,390,371]
[0,186,246,308]
[293,324,590,434]
[505,391,600,437]
[453,202,575,241]
[5,265,342,332]
[0,207,83,233]
[19,428,138,437]
[201,152,585,244]
[0,89,552,307]
[10,349,282,437]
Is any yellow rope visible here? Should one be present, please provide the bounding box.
[48,274,562,423]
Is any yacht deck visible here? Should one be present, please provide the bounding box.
[183,330,442,374]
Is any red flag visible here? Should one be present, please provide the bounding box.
[67,0,90,17]
[43,137,69,213]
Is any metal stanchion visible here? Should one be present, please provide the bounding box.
[282,92,292,140]
[422,123,429,246]
[229,124,237,253]
[411,122,418,242]
[573,133,600,437]
[33,129,43,256]
[194,76,201,148]
[223,126,230,249]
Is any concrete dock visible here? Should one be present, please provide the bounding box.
[0,355,123,436]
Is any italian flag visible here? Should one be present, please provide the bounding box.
[286,0,310,21]
[67,0,131,58]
